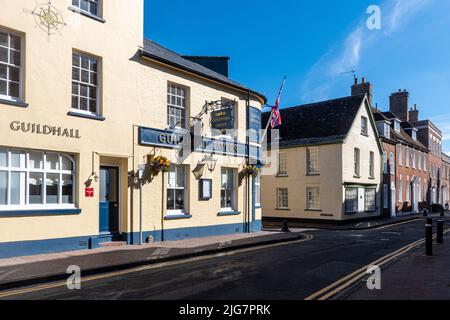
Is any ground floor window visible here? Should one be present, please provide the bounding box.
[306,187,320,210]
[345,188,358,213]
[0,148,76,209]
[276,188,289,209]
[167,165,187,215]
[221,168,236,211]
[365,189,376,211]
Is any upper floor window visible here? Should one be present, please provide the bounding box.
[72,0,100,17]
[361,116,368,135]
[167,84,187,129]
[418,152,422,171]
[412,131,417,141]
[390,152,395,175]
[394,120,401,132]
[383,152,388,174]
[398,144,403,166]
[278,152,287,176]
[412,149,416,169]
[384,123,390,139]
[0,29,22,102]
[405,146,410,167]
[72,52,99,115]
[354,148,360,177]
[306,147,319,175]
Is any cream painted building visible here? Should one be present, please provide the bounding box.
[0,0,265,258]
[262,95,383,223]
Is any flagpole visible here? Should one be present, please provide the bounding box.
[261,76,286,143]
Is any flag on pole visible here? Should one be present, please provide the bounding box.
[270,77,286,128]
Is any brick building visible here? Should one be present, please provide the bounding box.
[442,153,450,209]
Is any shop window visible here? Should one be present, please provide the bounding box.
[0,148,76,210]
[221,168,236,211]
[365,189,376,212]
[166,165,187,215]
[345,188,358,214]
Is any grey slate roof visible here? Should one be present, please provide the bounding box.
[262,95,366,147]
[141,39,266,103]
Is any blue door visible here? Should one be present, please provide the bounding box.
[99,167,119,235]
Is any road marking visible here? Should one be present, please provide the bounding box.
[305,229,450,300]
[0,234,314,299]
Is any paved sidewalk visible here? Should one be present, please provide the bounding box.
[345,232,450,300]
[0,231,303,290]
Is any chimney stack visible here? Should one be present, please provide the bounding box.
[389,89,410,122]
[409,104,420,123]
[351,77,373,106]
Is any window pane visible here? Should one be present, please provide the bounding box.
[62,174,74,204]
[71,95,79,109]
[29,152,43,169]
[8,82,19,98]
[46,173,59,204]
[0,64,7,79]
[10,50,20,66]
[11,150,25,168]
[0,171,7,205]
[0,80,6,95]
[10,35,20,51]
[176,166,185,188]
[45,153,59,170]
[0,47,7,63]
[0,148,7,167]
[9,66,20,82]
[175,189,184,210]
[0,32,7,46]
[62,155,74,171]
[72,67,80,81]
[29,173,43,204]
[11,172,25,205]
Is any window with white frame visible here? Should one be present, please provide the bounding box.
[406,176,410,202]
[398,175,403,202]
[423,182,427,201]
[306,147,319,175]
[384,124,390,139]
[405,146,410,167]
[306,187,320,210]
[0,148,75,209]
[418,152,422,170]
[221,168,236,211]
[369,151,375,178]
[0,29,22,101]
[361,116,368,135]
[278,152,287,176]
[72,0,100,16]
[394,120,401,132]
[424,153,427,171]
[254,174,261,207]
[276,188,289,209]
[345,188,358,213]
[383,152,388,174]
[412,149,416,169]
[167,84,187,129]
[383,184,389,209]
[365,189,376,212]
[72,52,99,115]
[390,152,395,176]
[166,165,187,215]
[354,148,360,177]
[398,144,403,166]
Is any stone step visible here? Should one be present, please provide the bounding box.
[99,241,128,248]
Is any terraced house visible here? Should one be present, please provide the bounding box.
[0,0,265,258]
[261,93,383,223]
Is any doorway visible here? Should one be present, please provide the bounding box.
[99,166,120,236]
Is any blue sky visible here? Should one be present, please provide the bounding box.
[144,0,450,154]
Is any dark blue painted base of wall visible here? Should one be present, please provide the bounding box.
[0,221,262,259]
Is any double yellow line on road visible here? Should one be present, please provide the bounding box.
[305,228,450,300]
[0,234,314,299]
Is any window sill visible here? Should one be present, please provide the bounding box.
[353,175,361,179]
[305,209,322,212]
[217,211,241,217]
[276,208,291,211]
[306,173,320,177]
[68,6,106,23]
[361,133,369,137]
[369,177,376,180]
[164,214,192,220]
[0,98,28,108]
[277,174,289,178]
[68,111,105,121]
[0,209,81,218]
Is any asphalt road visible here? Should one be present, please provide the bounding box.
[2,218,438,300]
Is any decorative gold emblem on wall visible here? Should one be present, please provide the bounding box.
[30,1,66,36]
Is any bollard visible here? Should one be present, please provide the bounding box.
[426,218,433,256]
[423,209,428,217]
[437,220,444,244]
[282,220,290,233]
[441,207,445,218]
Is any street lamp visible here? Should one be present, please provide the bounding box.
[204,155,217,172]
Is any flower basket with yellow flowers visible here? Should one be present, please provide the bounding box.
[241,165,260,178]
[149,155,171,177]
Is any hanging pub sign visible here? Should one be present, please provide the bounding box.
[211,107,234,134]
[139,127,187,149]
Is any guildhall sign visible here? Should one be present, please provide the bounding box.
[10,121,81,139]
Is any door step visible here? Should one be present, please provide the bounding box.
[99,241,128,248]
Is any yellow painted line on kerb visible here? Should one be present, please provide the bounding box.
[0,234,313,299]
[305,229,450,301]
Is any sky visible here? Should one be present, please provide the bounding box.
[144,0,450,154]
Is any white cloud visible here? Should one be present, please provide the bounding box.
[299,0,432,103]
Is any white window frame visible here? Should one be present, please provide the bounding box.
[398,144,403,166]
[354,148,360,177]
[383,152,388,174]
[390,152,395,176]
[345,188,358,214]
[167,83,188,130]
[398,175,403,202]
[361,116,368,135]
[71,0,101,17]
[254,174,261,207]
[369,151,375,178]
[406,176,410,202]
[405,146,410,167]
[306,187,320,210]
[364,188,377,212]
[220,168,236,212]
[0,28,23,102]
[412,149,416,169]
[71,52,99,116]
[0,148,76,211]
[276,188,289,209]
[306,147,319,175]
[278,152,288,176]
[166,165,187,215]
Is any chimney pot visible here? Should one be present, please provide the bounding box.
[362,77,366,84]
[354,77,358,85]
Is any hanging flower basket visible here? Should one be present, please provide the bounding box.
[148,155,171,177]
[241,165,260,178]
